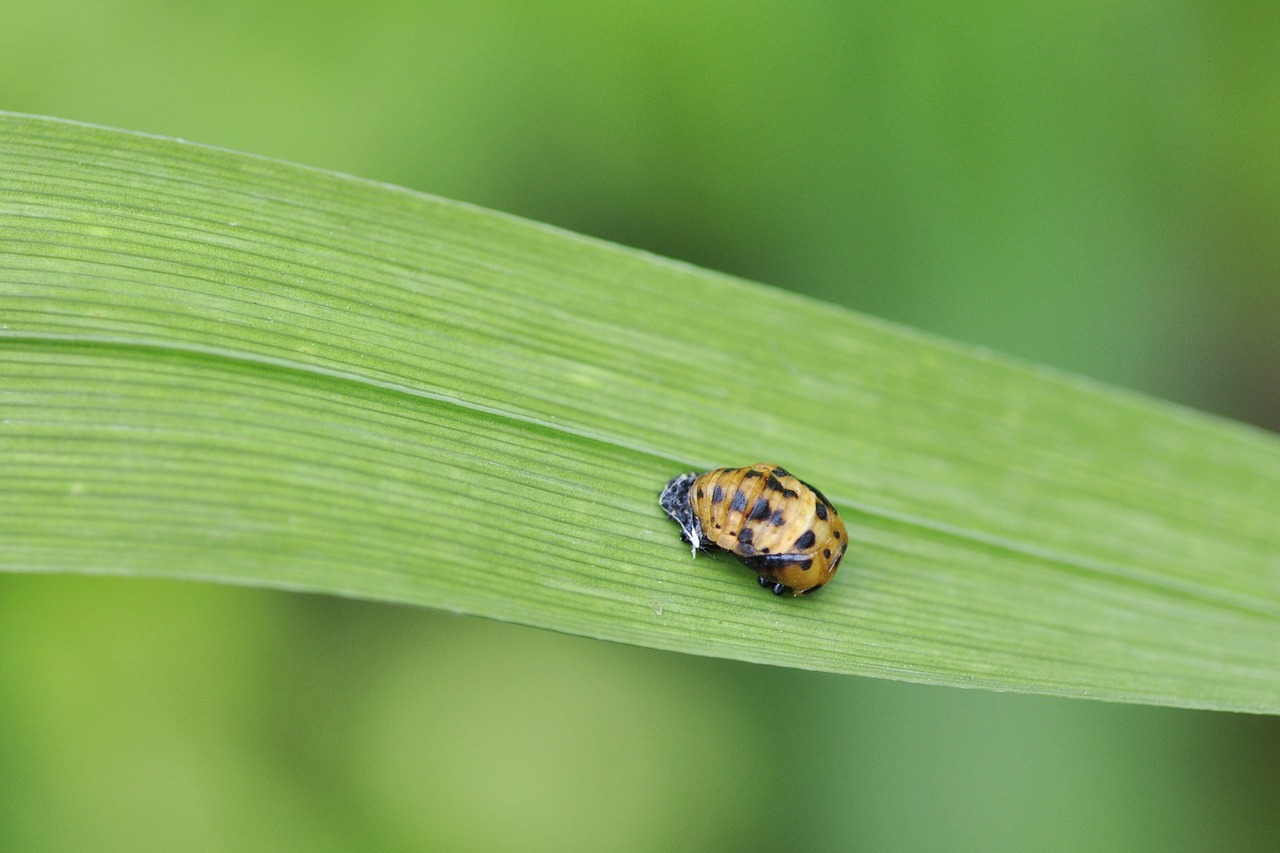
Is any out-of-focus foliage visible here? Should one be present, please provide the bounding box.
[1,1,1277,851]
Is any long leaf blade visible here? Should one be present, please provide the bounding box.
[2,114,1278,712]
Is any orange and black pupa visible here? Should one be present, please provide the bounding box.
[659,464,847,596]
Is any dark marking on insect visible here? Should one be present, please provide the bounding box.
[737,528,754,545]
[749,498,771,520]
[800,479,834,509]
[730,490,747,513]
[742,552,811,571]
[823,548,831,558]
[743,469,763,478]
[769,510,786,526]
[794,530,816,550]
[814,502,828,521]
[764,474,800,499]
[756,575,792,596]
[712,484,724,503]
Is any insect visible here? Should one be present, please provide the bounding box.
[659,464,847,596]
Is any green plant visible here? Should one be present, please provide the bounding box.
[3,113,1277,713]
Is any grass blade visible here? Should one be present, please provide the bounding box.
[2,113,1278,712]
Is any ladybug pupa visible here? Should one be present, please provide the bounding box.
[659,464,847,596]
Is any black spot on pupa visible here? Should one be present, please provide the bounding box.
[823,548,831,558]
[739,543,755,556]
[814,502,828,521]
[799,479,833,508]
[765,472,800,499]
[769,510,786,526]
[730,490,747,513]
[748,498,771,520]
[737,527,754,545]
[772,467,790,477]
[696,488,704,499]
[833,530,841,540]
[761,547,771,553]
[743,469,763,478]
[831,542,847,567]
[798,558,813,571]
[712,484,724,503]
[794,530,816,550]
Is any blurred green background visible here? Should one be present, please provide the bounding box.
[2,1,1277,850]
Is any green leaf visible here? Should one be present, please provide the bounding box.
[2,113,1278,713]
